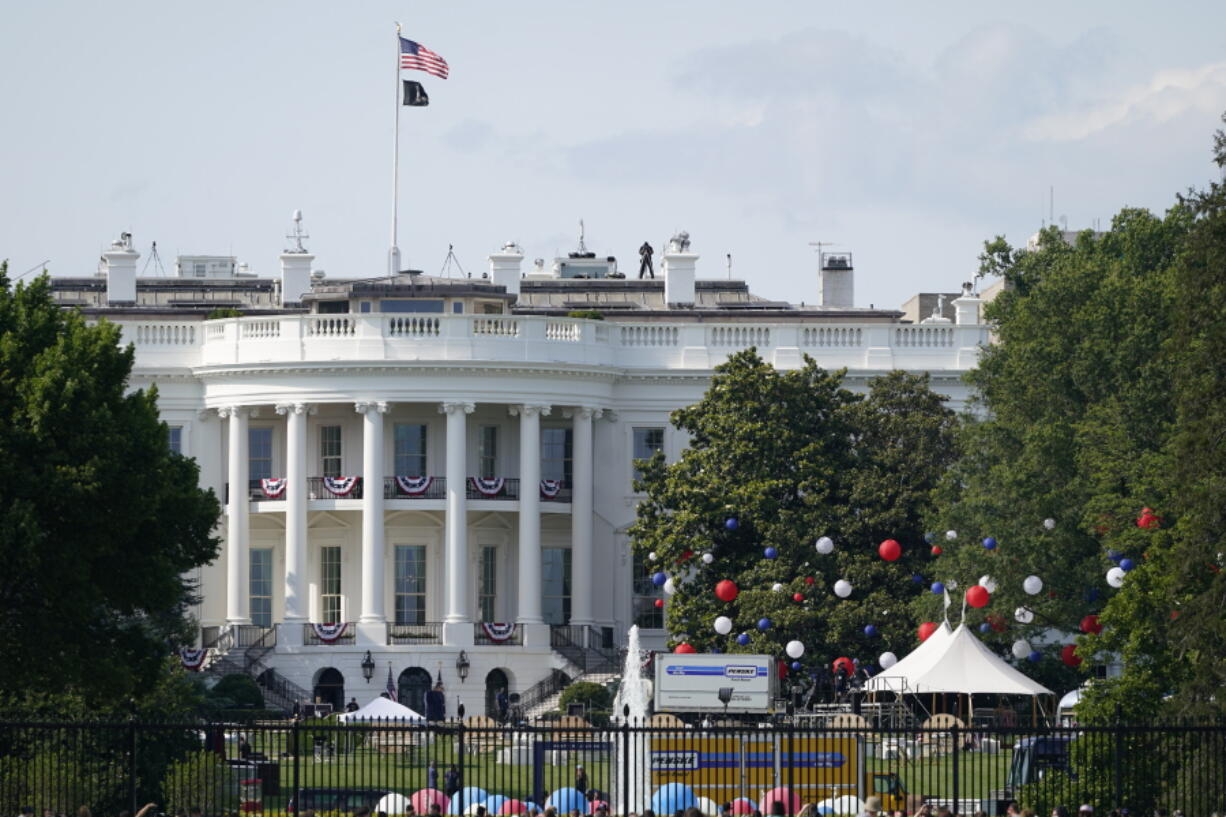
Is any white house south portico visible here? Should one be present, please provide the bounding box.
[52,224,988,718]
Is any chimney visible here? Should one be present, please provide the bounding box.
[102,232,139,305]
[663,231,697,306]
[818,252,854,308]
[952,282,983,325]
[280,210,314,306]
[488,241,524,297]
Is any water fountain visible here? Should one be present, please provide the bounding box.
[612,625,651,815]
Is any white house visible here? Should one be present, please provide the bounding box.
[51,226,987,719]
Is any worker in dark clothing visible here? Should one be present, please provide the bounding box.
[638,242,654,279]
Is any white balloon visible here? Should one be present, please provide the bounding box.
[1106,566,1126,588]
[785,640,805,659]
[1011,639,1032,660]
[701,552,714,564]
[713,616,733,635]
[947,580,958,591]
[771,582,785,593]
[663,578,677,595]
[834,579,853,598]
[648,551,658,562]
[945,530,958,541]
[978,575,998,593]
[879,651,898,669]
[1023,575,1044,595]
[816,536,835,554]
[1014,606,1035,624]
[1043,518,1056,530]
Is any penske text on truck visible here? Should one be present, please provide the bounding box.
[648,733,909,812]
[654,654,777,714]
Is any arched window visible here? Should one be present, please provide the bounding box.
[313,667,344,713]
[398,667,433,715]
[485,668,509,720]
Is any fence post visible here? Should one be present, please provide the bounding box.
[127,705,138,814]
[951,725,960,816]
[291,715,301,814]
[457,703,466,814]
[622,706,630,816]
[1113,705,1124,809]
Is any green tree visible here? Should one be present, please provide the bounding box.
[0,268,220,705]
[629,351,955,674]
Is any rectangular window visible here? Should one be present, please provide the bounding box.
[394,423,428,476]
[479,546,497,621]
[478,426,499,479]
[249,427,273,481]
[321,546,342,623]
[381,299,445,313]
[394,545,426,625]
[632,427,665,483]
[250,548,273,628]
[320,425,342,478]
[168,425,183,455]
[632,551,664,629]
[541,428,573,484]
[541,547,572,625]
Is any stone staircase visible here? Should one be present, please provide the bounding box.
[203,625,312,715]
[520,626,626,721]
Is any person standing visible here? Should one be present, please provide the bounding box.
[428,760,439,791]
[574,764,589,799]
[444,763,460,797]
[638,242,654,279]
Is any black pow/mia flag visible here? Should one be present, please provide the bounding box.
[403,80,429,107]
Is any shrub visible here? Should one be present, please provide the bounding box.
[566,310,604,321]
[206,307,243,319]
[558,681,611,714]
[208,674,264,710]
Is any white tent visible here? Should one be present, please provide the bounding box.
[337,695,426,722]
[863,620,954,694]
[865,622,1053,696]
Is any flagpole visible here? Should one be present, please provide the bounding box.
[389,22,402,277]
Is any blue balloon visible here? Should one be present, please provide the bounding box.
[711,647,723,654]
[652,571,667,587]
[725,518,739,531]
[451,788,489,815]
[911,573,925,584]
[1028,650,1042,663]
[924,532,936,543]
[1120,558,1136,572]
[651,783,697,815]
[983,537,997,550]
[484,796,509,815]
[737,633,750,646]
[931,581,945,595]
[1107,549,1122,562]
[757,617,772,631]
[763,546,778,559]
[791,661,802,671]
[864,624,878,637]
[1085,587,1101,603]
[979,622,991,633]
[545,788,587,814]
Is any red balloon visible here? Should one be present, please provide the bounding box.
[1061,644,1083,667]
[778,659,789,680]
[1137,508,1161,529]
[805,576,815,585]
[931,545,943,556]
[986,613,1008,633]
[714,580,739,602]
[1080,615,1103,635]
[918,621,939,642]
[654,599,664,608]
[674,643,696,654]
[878,539,902,562]
[832,657,855,676]
[965,585,991,608]
[793,592,805,602]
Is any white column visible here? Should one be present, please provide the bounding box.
[512,404,550,627]
[277,402,309,629]
[569,407,598,626]
[441,401,475,645]
[357,401,389,626]
[223,405,251,625]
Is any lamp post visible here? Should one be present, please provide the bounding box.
[361,650,375,683]
[456,650,470,683]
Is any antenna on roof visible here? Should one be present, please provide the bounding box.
[439,244,468,279]
[141,241,166,276]
[577,219,587,254]
[726,253,732,280]
[286,209,310,253]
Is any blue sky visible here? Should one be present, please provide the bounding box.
[2,1,1224,308]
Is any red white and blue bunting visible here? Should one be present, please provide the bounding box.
[540,479,563,498]
[481,622,517,642]
[260,478,287,499]
[396,475,433,495]
[180,648,208,671]
[470,476,505,496]
[323,476,359,497]
[311,622,349,643]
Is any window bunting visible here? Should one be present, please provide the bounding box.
[311,622,349,643]
[323,476,359,496]
[470,476,505,496]
[481,622,517,642]
[540,479,563,498]
[179,648,208,671]
[396,475,433,495]
[261,478,287,499]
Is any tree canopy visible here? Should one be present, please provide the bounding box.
[0,267,220,706]
[629,351,956,677]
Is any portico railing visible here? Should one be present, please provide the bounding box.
[387,622,443,645]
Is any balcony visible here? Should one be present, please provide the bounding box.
[232,477,574,504]
[303,623,355,645]
[387,622,443,645]
[474,622,523,646]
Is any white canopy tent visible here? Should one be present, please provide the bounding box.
[337,695,426,723]
[865,622,1054,697]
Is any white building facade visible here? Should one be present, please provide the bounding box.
[55,231,986,719]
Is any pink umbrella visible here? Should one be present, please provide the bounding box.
[412,789,450,815]
[499,801,527,816]
[760,788,801,816]
[732,799,758,815]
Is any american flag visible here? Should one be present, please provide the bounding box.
[400,37,449,79]
[385,665,398,702]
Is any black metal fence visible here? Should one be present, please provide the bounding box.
[1,719,1223,817]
